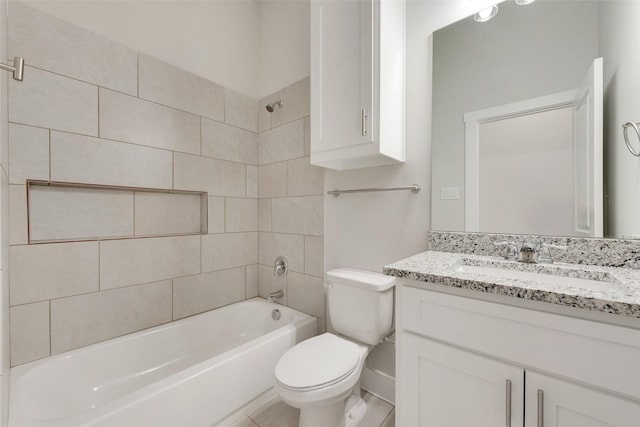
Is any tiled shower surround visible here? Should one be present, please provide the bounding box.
[7,3,324,366]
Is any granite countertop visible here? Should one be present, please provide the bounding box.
[383,251,640,318]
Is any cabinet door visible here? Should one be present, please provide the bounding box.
[398,333,524,427]
[525,372,640,427]
[310,0,374,154]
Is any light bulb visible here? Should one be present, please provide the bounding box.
[474,5,499,22]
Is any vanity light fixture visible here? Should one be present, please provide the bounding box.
[474,5,499,23]
[515,0,536,4]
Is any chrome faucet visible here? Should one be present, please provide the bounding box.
[518,242,538,263]
[267,290,284,303]
[494,240,567,264]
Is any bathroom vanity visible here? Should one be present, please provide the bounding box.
[386,243,640,427]
[398,0,640,424]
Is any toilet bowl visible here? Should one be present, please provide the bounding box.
[274,333,370,427]
[273,268,396,427]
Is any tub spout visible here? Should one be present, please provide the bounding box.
[267,290,284,303]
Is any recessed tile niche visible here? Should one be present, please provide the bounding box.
[27,181,207,243]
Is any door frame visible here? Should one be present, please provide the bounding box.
[463,90,578,232]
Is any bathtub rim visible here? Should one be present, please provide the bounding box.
[9,297,317,427]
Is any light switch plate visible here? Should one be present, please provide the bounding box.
[440,186,460,200]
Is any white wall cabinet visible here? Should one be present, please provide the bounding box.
[397,282,640,426]
[310,0,405,170]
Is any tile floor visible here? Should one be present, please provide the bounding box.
[228,391,394,427]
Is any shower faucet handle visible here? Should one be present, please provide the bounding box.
[274,256,288,277]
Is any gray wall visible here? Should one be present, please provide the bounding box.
[599,1,640,238]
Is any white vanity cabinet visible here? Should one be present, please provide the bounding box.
[397,282,640,426]
[525,372,640,427]
[309,0,404,170]
[402,334,524,426]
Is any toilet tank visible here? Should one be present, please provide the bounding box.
[326,268,395,346]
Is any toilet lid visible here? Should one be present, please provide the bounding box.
[275,333,361,390]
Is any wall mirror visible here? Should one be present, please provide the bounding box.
[430,0,640,239]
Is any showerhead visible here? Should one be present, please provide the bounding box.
[266,100,284,113]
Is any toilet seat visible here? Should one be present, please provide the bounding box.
[275,333,361,392]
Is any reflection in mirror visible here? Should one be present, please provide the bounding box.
[430,0,640,239]
[474,102,576,236]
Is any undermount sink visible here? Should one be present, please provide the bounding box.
[454,264,617,292]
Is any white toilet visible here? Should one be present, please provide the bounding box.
[274,268,395,427]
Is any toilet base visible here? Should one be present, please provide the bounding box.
[298,393,367,427]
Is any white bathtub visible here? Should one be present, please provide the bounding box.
[9,298,317,427]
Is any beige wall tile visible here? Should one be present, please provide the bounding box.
[246,165,258,199]
[10,301,49,366]
[258,119,304,165]
[135,192,202,236]
[257,264,287,304]
[51,131,173,189]
[8,123,49,184]
[225,89,257,132]
[29,186,134,242]
[9,2,137,95]
[258,97,272,133]
[173,267,245,319]
[201,232,258,272]
[246,264,258,298]
[258,232,304,273]
[286,157,324,196]
[201,118,257,165]
[10,241,99,305]
[174,153,246,197]
[258,162,286,198]
[10,67,98,136]
[99,88,200,155]
[50,281,172,354]
[271,77,310,128]
[226,198,258,232]
[305,236,325,278]
[272,196,324,236]
[208,196,225,234]
[9,185,27,245]
[139,54,224,121]
[287,271,325,323]
[100,235,201,290]
[258,199,272,232]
